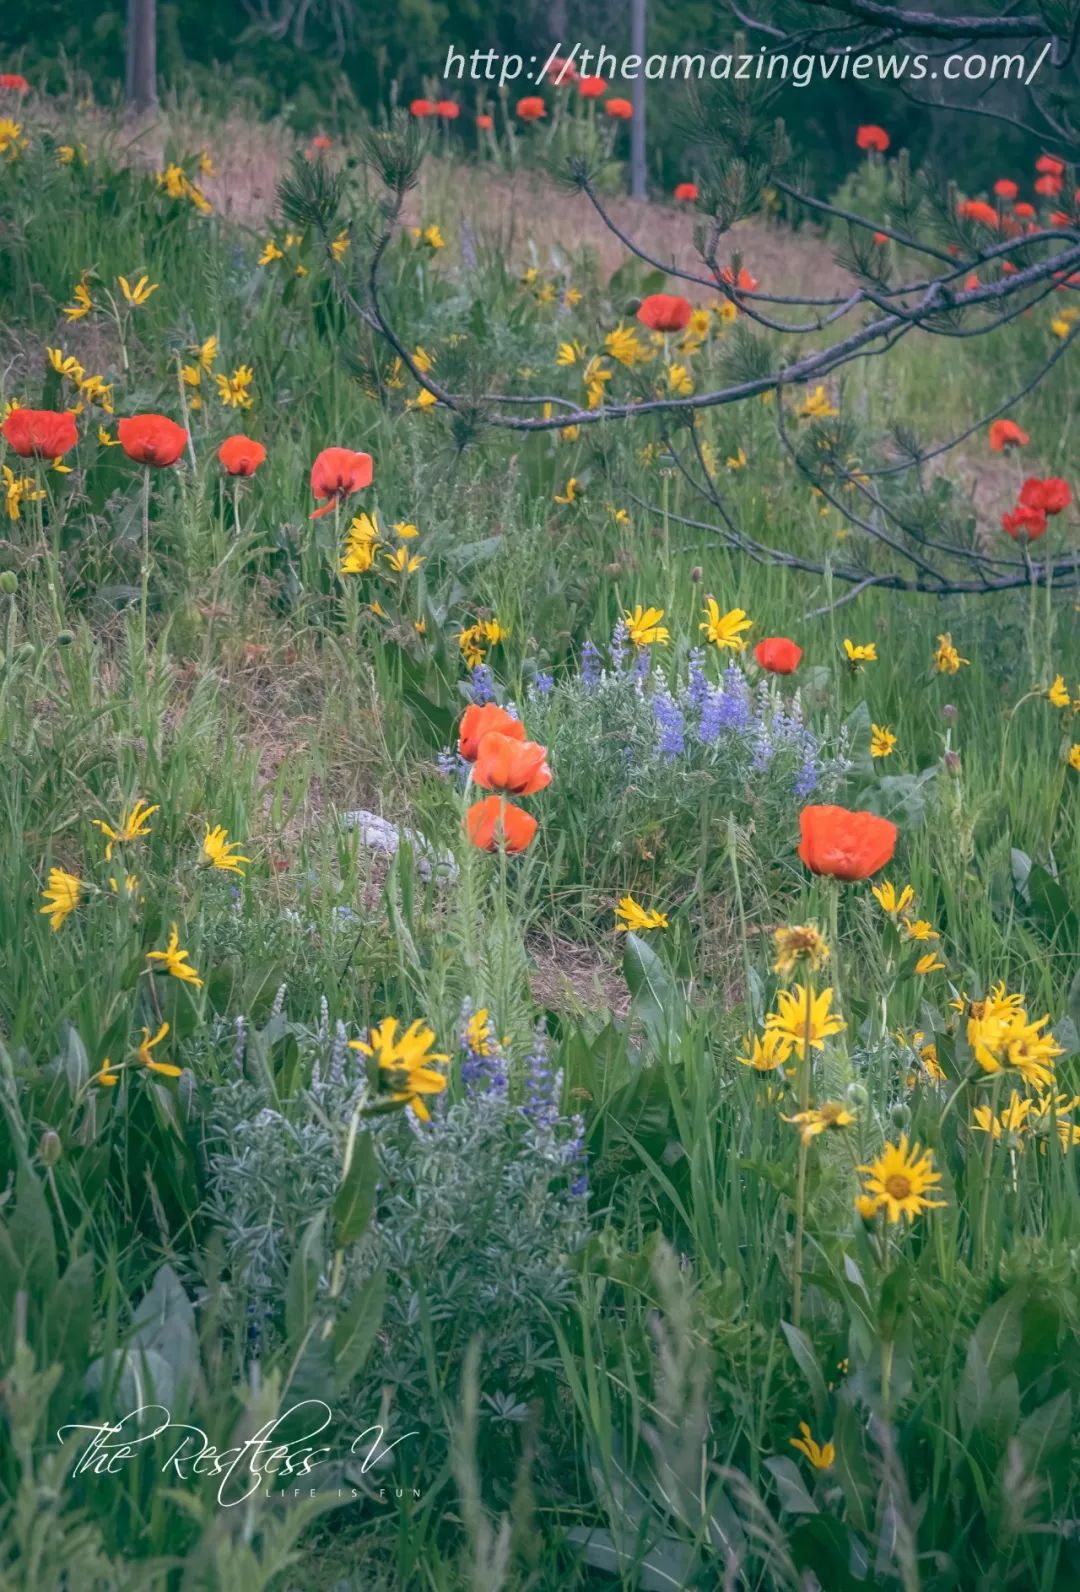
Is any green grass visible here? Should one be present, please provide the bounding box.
[1,95,1079,1591]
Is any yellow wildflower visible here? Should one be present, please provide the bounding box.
[40,868,81,932]
[146,924,203,989]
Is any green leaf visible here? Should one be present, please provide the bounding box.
[781,1320,829,1420]
[764,1455,819,1515]
[332,1268,386,1387]
[332,1131,377,1249]
[623,932,681,1047]
[9,1173,58,1295]
[285,1211,326,1344]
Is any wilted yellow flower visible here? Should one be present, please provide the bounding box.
[934,633,968,674]
[203,825,250,876]
[973,1091,1033,1141]
[726,447,747,470]
[915,951,946,976]
[3,464,44,521]
[147,923,203,988]
[554,478,580,505]
[40,868,81,931]
[385,546,423,574]
[557,340,585,366]
[773,924,829,978]
[98,426,121,447]
[790,1422,835,1469]
[48,347,85,384]
[92,799,159,861]
[118,273,159,307]
[615,895,668,933]
[871,880,915,916]
[782,1101,855,1143]
[63,282,92,322]
[798,385,839,419]
[137,1021,181,1077]
[624,605,669,647]
[700,600,751,651]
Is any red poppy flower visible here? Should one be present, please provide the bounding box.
[0,73,29,94]
[798,804,897,881]
[1036,154,1065,176]
[434,100,459,119]
[754,637,802,674]
[1035,173,1063,198]
[578,76,607,98]
[1050,210,1071,227]
[459,703,525,762]
[473,730,552,796]
[720,265,759,292]
[636,292,693,332]
[993,179,1018,200]
[409,99,436,117]
[309,446,373,518]
[2,407,77,459]
[872,231,889,245]
[959,199,999,227]
[1014,202,1036,219]
[605,98,633,120]
[964,272,980,291]
[117,414,188,467]
[218,434,267,476]
[476,113,493,131]
[467,795,538,853]
[856,124,889,152]
[988,419,1029,452]
[545,56,578,84]
[1019,476,1071,515]
[516,96,546,121]
[674,182,699,202]
[1001,503,1047,541]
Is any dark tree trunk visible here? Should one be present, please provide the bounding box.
[125,0,158,112]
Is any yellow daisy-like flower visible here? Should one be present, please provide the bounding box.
[63,282,92,322]
[790,1422,835,1469]
[699,599,751,651]
[666,363,693,396]
[554,478,579,505]
[98,426,121,447]
[40,867,81,931]
[393,520,419,539]
[933,633,968,674]
[47,347,85,384]
[192,334,218,372]
[136,1021,181,1078]
[146,923,204,988]
[765,985,845,1061]
[0,118,25,157]
[843,639,877,666]
[94,1057,120,1088]
[615,895,669,933]
[915,951,946,976]
[330,229,350,262]
[605,323,650,368]
[407,387,438,412]
[92,799,159,861]
[349,1017,450,1121]
[773,924,829,978]
[556,340,584,366]
[1069,745,1080,772]
[737,1028,791,1071]
[782,1101,855,1143]
[412,345,435,375]
[1048,675,1071,708]
[464,1008,494,1057]
[3,464,45,521]
[384,546,423,574]
[726,447,747,470]
[973,1090,1033,1141]
[871,880,915,916]
[871,724,896,758]
[215,365,254,410]
[409,224,445,250]
[118,274,159,307]
[202,825,250,876]
[108,874,140,898]
[903,919,938,941]
[258,239,284,266]
[856,1136,945,1223]
[623,605,669,647]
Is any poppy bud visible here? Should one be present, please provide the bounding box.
[944,750,961,776]
[942,704,959,723]
[690,566,702,583]
[39,1129,62,1166]
[56,629,75,647]
[0,571,17,594]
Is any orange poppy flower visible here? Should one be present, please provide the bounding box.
[435,100,460,119]
[720,265,760,292]
[988,419,1029,452]
[605,98,633,120]
[959,199,999,227]
[117,414,188,467]
[636,292,693,332]
[1035,173,1063,197]
[2,407,77,459]
[309,446,373,518]
[1020,476,1071,515]
[409,99,436,117]
[218,434,267,476]
[1036,154,1064,176]
[1001,503,1047,541]
[856,124,889,152]
[459,703,524,761]
[516,96,546,121]
[476,113,493,130]
[798,804,897,881]
[755,637,802,674]
[993,179,1018,199]
[473,730,552,795]
[467,795,538,853]
[1014,202,1036,219]
[578,76,607,98]
[0,73,30,94]
[674,182,698,202]
[545,56,578,84]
